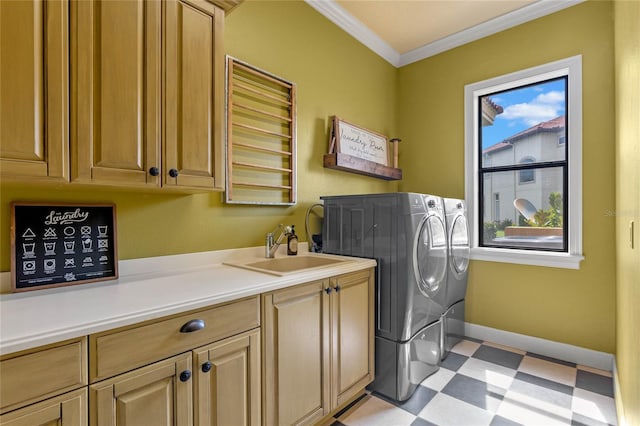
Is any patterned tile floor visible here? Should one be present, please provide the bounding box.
[332,338,617,426]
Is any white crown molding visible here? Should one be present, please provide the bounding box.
[306,0,585,68]
[399,0,585,67]
[304,0,400,66]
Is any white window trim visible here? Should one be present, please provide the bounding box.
[464,55,584,269]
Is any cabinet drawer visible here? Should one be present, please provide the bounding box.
[0,337,87,413]
[90,296,259,382]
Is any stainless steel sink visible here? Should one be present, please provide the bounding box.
[224,255,346,276]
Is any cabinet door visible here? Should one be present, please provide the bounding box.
[71,0,161,186]
[90,353,192,426]
[331,270,375,407]
[163,0,225,190]
[194,329,260,426]
[0,388,86,426]
[0,0,68,181]
[263,280,331,426]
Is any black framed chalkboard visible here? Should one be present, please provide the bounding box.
[11,203,118,292]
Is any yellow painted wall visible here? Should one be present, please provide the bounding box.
[398,1,616,352]
[614,0,640,423]
[0,1,398,273]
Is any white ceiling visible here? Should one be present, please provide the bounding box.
[305,0,584,67]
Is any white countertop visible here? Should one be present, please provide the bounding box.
[0,246,375,355]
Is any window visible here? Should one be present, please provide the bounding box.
[518,157,536,184]
[464,56,583,269]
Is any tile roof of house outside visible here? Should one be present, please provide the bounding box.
[483,115,565,155]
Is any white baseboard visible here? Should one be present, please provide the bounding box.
[465,322,614,372]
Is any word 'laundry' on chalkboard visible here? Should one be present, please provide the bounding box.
[11,203,118,292]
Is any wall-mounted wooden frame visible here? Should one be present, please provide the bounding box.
[225,56,297,205]
[11,202,118,292]
[324,116,402,180]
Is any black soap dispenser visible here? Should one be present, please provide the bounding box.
[287,225,298,256]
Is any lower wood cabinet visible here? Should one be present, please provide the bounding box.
[89,329,261,426]
[88,296,261,426]
[194,329,261,426]
[262,269,374,425]
[90,353,193,426]
[0,268,373,426]
[0,388,86,426]
[330,271,375,408]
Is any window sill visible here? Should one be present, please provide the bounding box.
[470,247,584,269]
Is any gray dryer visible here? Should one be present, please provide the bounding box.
[322,192,448,401]
[441,198,470,358]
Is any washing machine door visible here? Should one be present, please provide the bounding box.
[449,214,470,278]
[414,214,448,297]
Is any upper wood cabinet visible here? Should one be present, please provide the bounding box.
[163,0,225,190]
[70,0,161,187]
[70,0,225,190]
[208,0,242,13]
[0,0,68,182]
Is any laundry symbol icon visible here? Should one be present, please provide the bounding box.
[64,272,76,281]
[82,239,92,251]
[65,258,75,267]
[44,259,56,272]
[23,260,36,272]
[64,226,76,237]
[44,228,57,238]
[98,226,108,237]
[81,226,91,236]
[64,241,76,254]
[22,228,36,238]
[44,242,56,256]
[98,239,108,249]
[22,243,36,257]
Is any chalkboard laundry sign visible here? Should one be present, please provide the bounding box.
[11,203,118,292]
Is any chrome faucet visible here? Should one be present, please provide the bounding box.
[265,224,292,258]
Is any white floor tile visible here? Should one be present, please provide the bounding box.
[418,393,493,426]
[572,388,618,425]
[419,367,456,391]
[519,355,577,387]
[451,339,482,357]
[457,357,516,391]
[339,394,416,426]
[496,398,572,426]
[503,379,573,421]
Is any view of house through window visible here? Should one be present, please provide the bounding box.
[479,77,567,251]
